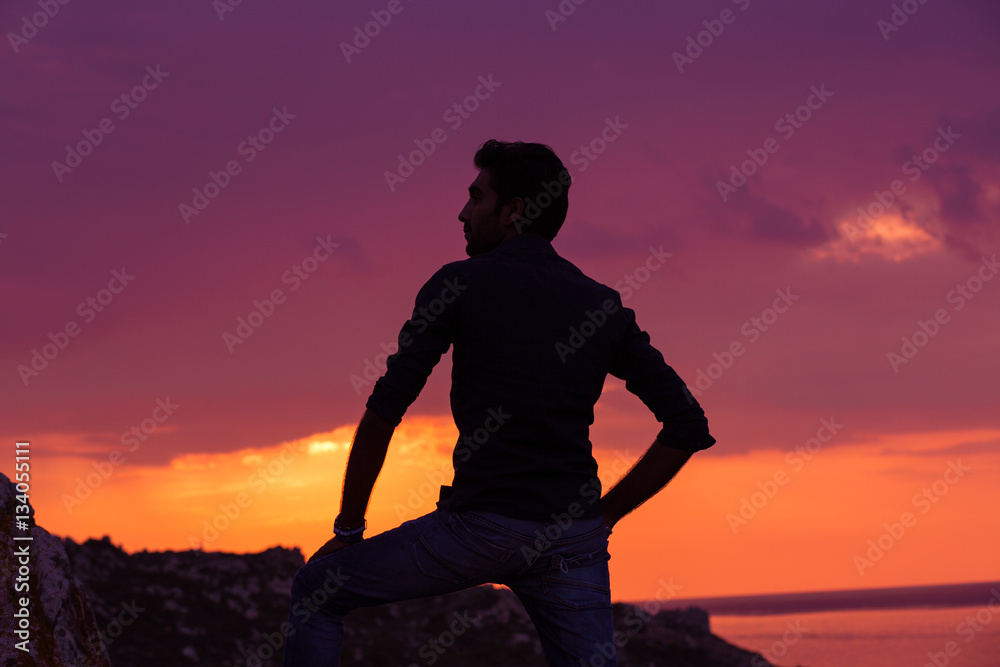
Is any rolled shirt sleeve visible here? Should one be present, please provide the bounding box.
[365,265,464,426]
[608,305,716,452]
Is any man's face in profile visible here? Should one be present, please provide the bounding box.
[458,170,516,257]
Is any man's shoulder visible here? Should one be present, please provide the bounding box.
[422,244,627,308]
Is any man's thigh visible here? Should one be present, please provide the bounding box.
[291,509,522,617]
[499,520,616,666]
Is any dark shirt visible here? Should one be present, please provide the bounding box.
[366,232,715,521]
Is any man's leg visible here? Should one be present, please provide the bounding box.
[499,518,615,667]
[281,509,523,666]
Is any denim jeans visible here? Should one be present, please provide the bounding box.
[282,509,614,666]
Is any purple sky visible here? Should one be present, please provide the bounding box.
[3,0,999,469]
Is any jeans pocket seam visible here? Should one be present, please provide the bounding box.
[541,578,611,610]
[412,535,518,584]
[412,536,467,582]
[459,512,535,542]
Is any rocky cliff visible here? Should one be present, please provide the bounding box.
[1,469,773,666]
[61,536,774,666]
[0,471,111,666]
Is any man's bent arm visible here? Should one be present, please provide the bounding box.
[600,441,693,529]
[338,408,396,525]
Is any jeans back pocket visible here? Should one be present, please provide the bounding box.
[541,547,611,610]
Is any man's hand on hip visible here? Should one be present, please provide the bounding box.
[307,536,360,563]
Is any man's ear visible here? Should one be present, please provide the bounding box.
[508,196,525,220]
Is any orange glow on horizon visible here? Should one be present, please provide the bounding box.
[26,418,1000,601]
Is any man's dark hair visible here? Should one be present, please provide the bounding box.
[473,140,571,241]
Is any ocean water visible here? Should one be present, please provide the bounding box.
[710,606,1000,667]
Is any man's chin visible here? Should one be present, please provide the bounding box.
[465,240,501,257]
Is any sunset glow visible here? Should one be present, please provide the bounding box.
[4,0,999,610]
[29,417,1000,601]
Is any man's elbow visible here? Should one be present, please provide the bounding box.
[364,406,392,425]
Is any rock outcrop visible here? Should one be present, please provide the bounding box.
[0,466,773,667]
[0,471,111,666]
[62,535,774,666]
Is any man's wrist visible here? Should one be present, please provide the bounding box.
[333,515,367,542]
[335,515,365,529]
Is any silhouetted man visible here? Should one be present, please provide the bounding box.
[283,140,715,666]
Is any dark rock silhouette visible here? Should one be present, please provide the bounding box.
[61,535,776,666]
[0,464,775,667]
[0,472,111,666]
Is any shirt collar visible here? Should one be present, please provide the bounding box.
[495,232,555,254]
